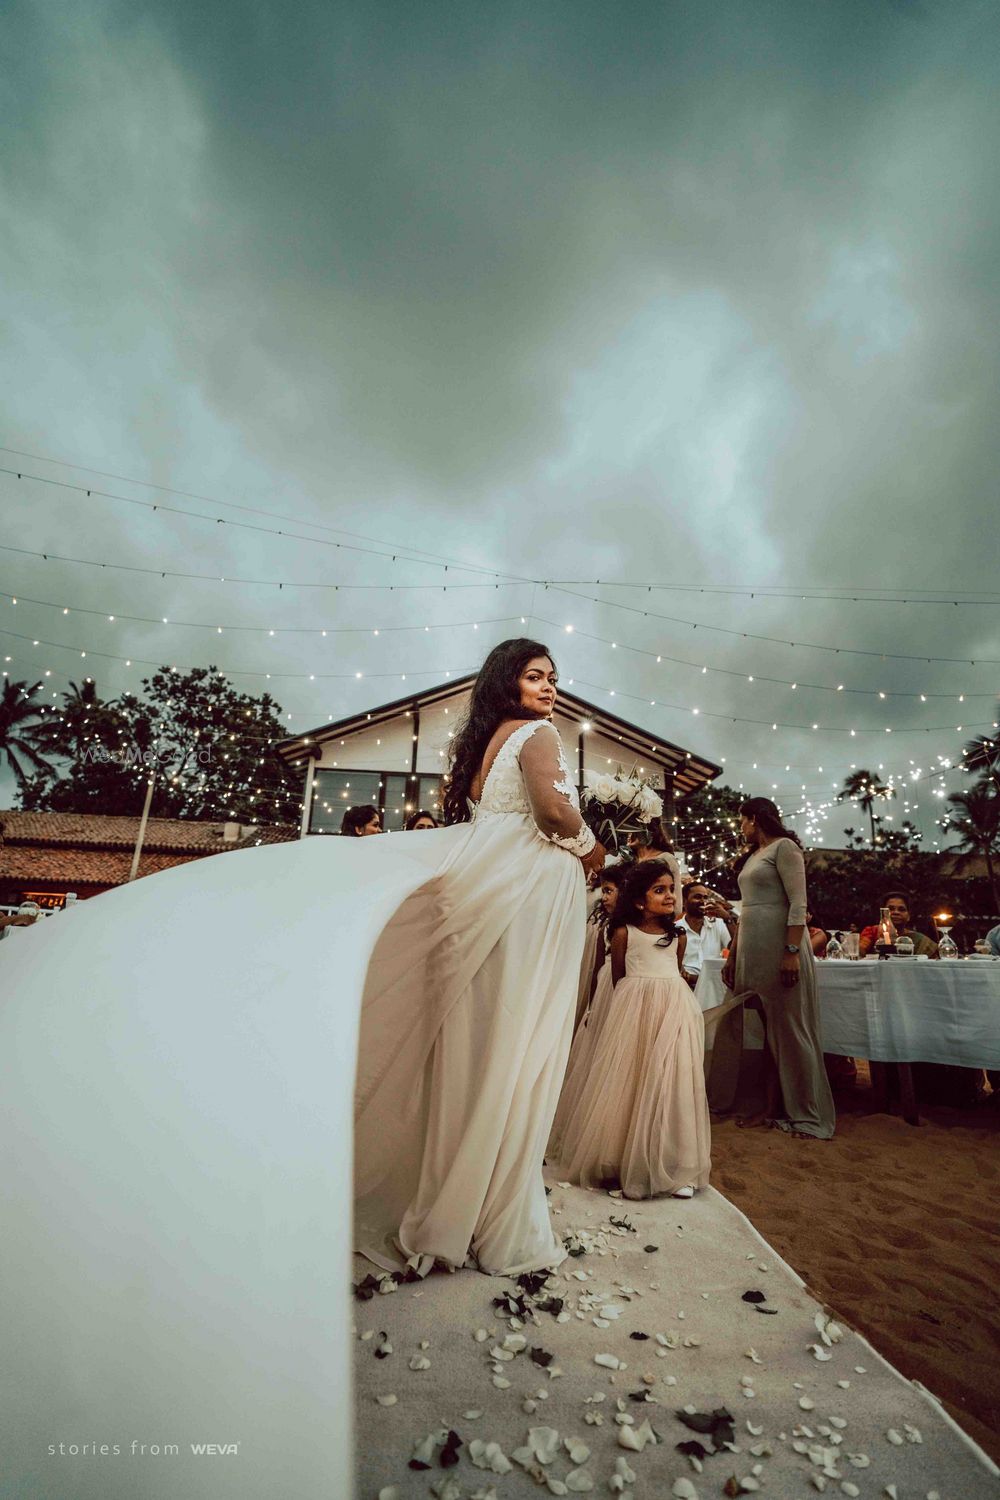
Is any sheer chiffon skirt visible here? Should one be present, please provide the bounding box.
[354,811,586,1276]
[550,975,712,1200]
[574,923,601,1032]
[548,959,614,1161]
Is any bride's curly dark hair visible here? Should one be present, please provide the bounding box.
[443,638,555,825]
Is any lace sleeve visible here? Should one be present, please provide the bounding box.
[518,721,596,857]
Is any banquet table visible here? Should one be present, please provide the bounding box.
[695,955,1000,1123]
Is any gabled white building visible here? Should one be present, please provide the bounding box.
[277,676,721,835]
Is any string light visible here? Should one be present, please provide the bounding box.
[6,446,999,607]
[3,589,993,706]
[0,591,518,640]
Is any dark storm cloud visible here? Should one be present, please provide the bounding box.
[2,0,999,839]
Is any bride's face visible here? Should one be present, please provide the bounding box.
[518,657,558,717]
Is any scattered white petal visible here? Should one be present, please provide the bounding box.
[886,1429,904,1446]
[904,1424,922,1444]
[408,1355,431,1371]
[464,1409,483,1420]
[564,1438,590,1465]
[883,1487,898,1500]
[739,1480,761,1493]
[746,1422,764,1437]
[431,1479,462,1500]
[378,1489,400,1500]
[799,1397,816,1411]
[809,1344,833,1361]
[528,1426,561,1465]
[837,1381,851,1390]
[672,1479,699,1499]
[566,1469,594,1492]
[745,1347,762,1363]
[847,1454,870,1469]
[595,1353,621,1370]
[376,1394,397,1407]
[468,1439,513,1474]
[840,1485,860,1498]
[829,1417,848,1431]
[492,1375,511,1390]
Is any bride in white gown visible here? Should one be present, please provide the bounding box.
[0,637,602,1498]
[355,638,605,1275]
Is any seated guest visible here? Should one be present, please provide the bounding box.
[806,910,828,958]
[678,883,738,984]
[404,809,439,831]
[986,922,1000,957]
[858,891,937,957]
[340,804,382,837]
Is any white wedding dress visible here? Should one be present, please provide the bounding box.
[355,716,592,1275]
[0,716,589,1498]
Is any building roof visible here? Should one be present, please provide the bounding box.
[276,675,721,796]
[0,844,200,888]
[0,811,300,893]
[0,811,258,853]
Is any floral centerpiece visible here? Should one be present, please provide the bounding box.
[581,766,664,856]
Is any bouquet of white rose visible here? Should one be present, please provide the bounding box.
[580,766,664,855]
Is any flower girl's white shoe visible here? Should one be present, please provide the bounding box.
[672,1186,695,1199]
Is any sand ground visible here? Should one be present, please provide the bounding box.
[710,1077,1000,1464]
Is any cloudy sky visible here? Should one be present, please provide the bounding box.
[2,0,998,845]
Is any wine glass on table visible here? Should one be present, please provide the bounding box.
[934,911,959,961]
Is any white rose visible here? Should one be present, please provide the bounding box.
[639,787,663,821]
[623,781,649,813]
[593,774,617,803]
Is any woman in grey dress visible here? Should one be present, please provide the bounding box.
[710,798,835,1139]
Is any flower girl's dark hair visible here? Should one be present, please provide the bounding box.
[588,862,628,926]
[611,859,679,946]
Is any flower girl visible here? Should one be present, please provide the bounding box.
[550,860,711,1200]
[574,865,626,1032]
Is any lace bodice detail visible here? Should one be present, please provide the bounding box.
[473,721,595,857]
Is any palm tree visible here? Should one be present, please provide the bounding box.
[943,783,1000,914]
[961,729,1000,792]
[0,678,56,789]
[29,678,116,762]
[837,768,893,845]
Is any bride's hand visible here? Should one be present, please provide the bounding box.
[581,840,606,879]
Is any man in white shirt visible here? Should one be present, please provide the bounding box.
[678,883,738,984]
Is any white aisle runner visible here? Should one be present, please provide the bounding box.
[355,1175,998,1499]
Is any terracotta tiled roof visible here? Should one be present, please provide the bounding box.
[0,845,200,887]
[0,811,258,853]
[220,824,299,851]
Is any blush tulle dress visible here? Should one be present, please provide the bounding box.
[549,924,712,1199]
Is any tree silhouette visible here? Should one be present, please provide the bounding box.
[837,768,893,845]
[960,728,1000,792]
[943,782,1000,914]
[0,679,56,790]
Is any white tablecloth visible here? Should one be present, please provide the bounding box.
[695,956,1000,1068]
